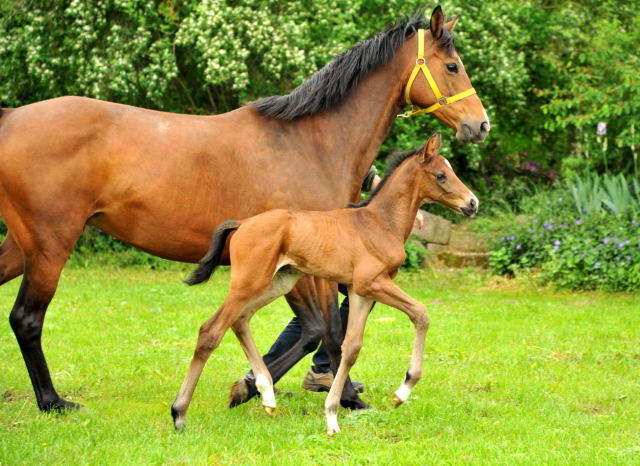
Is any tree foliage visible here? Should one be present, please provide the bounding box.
[1,0,638,180]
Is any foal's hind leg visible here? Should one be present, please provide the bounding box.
[171,303,235,429]
[0,232,25,285]
[230,268,302,416]
[172,270,296,429]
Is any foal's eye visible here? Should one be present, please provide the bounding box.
[445,63,458,73]
[436,173,447,182]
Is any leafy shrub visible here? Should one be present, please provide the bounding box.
[402,241,428,270]
[489,173,640,291]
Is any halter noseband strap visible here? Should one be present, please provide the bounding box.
[398,29,477,119]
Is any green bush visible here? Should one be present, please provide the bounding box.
[489,173,640,290]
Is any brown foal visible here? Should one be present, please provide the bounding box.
[173,132,478,434]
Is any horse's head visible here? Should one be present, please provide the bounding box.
[399,7,490,144]
[418,132,478,216]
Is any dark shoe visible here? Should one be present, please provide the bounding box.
[228,376,258,408]
[302,368,364,393]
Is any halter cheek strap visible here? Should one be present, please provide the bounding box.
[398,29,477,119]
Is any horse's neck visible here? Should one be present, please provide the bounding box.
[299,63,405,202]
[365,159,424,242]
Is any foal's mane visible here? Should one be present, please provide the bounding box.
[349,146,423,208]
[253,11,455,121]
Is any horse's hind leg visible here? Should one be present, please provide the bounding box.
[0,232,24,285]
[8,228,83,411]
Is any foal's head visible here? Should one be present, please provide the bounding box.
[417,132,478,217]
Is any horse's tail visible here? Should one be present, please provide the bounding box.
[185,220,241,286]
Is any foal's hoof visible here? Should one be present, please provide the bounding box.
[393,395,404,408]
[41,397,83,413]
[171,406,186,430]
[263,406,276,417]
[228,376,259,408]
[340,396,371,411]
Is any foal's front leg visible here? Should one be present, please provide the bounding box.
[324,292,373,435]
[364,276,429,407]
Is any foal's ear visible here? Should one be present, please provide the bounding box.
[446,15,460,32]
[430,6,445,40]
[421,132,442,163]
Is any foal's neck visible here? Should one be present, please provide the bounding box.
[364,158,425,242]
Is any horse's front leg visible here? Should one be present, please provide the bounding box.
[324,291,372,435]
[359,275,429,407]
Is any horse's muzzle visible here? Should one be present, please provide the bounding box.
[457,120,490,144]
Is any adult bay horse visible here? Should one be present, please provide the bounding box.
[174,132,477,434]
[0,6,489,413]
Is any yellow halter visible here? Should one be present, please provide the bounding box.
[398,28,477,119]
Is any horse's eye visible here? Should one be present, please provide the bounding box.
[436,173,447,182]
[445,63,458,74]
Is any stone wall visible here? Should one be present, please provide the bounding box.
[411,210,490,268]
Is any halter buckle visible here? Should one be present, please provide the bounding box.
[416,58,426,65]
[438,96,448,106]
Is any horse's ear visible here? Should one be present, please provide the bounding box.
[430,6,445,40]
[446,15,460,32]
[422,132,442,162]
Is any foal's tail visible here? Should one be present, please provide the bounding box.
[185,220,240,286]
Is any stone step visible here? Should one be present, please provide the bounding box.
[448,229,490,253]
[436,249,489,268]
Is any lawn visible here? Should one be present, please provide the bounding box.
[1,264,639,465]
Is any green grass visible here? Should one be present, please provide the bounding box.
[1,265,639,465]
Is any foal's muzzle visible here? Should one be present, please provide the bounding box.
[460,197,478,217]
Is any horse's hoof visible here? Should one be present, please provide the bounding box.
[263,406,276,417]
[41,398,83,413]
[393,395,404,408]
[340,396,371,410]
[228,377,259,408]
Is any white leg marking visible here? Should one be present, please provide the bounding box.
[395,382,412,403]
[255,374,276,409]
[326,410,341,435]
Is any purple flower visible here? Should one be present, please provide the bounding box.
[528,230,534,235]
[554,240,561,246]
[594,262,601,269]
[516,244,522,250]
[547,170,557,180]
[575,219,583,225]
[603,237,610,245]
[525,161,539,173]
[597,121,607,136]
[543,222,554,231]
[508,235,516,241]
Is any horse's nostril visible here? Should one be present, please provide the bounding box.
[480,121,490,134]
[470,198,477,209]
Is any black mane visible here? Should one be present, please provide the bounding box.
[252,12,448,120]
[349,146,423,208]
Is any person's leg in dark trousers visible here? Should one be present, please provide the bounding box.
[303,293,367,393]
